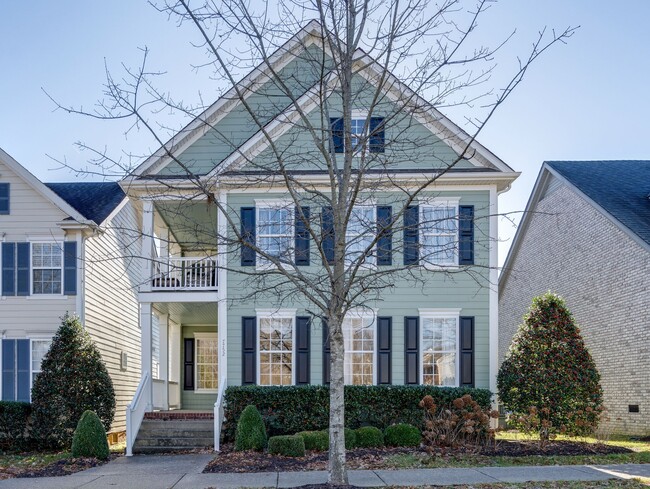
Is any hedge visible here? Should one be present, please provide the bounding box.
[268,435,305,457]
[222,385,491,441]
[0,401,32,452]
[384,423,421,447]
[355,426,384,447]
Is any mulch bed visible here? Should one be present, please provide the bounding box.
[0,454,117,479]
[203,441,631,474]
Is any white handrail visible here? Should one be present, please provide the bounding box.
[126,372,151,457]
[152,256,217,291]
[213,380,227,451]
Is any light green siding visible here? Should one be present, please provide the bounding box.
[180,325,218,410]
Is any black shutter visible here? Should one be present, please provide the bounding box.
[183,338,195,390]
[63,242,77,295]
[377,317,392,384]
[296,316,311,385]
[369,117,385,153]
[404,316,419,384]
[295,207,310,266]
[377,206,392,266]
[322,320,330,384]
[242,316,257,385]
[459,316,475,387]
[459,205,474,265]
[240,207,256,266]
[0,183,9,214]
[330,118,344,153]
[2,243,15,296]
[322,207,334,265]
[403,206,419,265]
[16,243,29,296]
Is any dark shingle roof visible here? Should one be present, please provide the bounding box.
[546,160,650,248]
[45,182,125,224]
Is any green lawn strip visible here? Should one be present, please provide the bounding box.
[384,481,647,489]
[496,432,650,453]
[0,452,70,471]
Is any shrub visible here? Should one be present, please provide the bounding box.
[297,430,329,451]
[498,293,604,442]
[268,435,305,457]
[234,405,267,451]
[420,394,497,449]
[0,401,32,452]
[222,385,491,441]
[71,410,109,460]
[355,426,384,447]
[345,427,357,449]
[31,314,115,449]
[384,423,421,447]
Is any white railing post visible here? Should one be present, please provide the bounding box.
[214,380,227,452]
[126,372,151,457]
[141,200,154,293]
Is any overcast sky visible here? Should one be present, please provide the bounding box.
[1,1,648,265]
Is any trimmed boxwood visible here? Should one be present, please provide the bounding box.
[0,401,32,452]
[268,435,305,457]
[222,385,491,441]
[384,423,421,447]
[355,426,384,447]
[234,405,267,451]
[345,428,357,449]
[297,430,329,451]
[71,410,110,460]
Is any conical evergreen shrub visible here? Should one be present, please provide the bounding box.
[31,314,115,448]
[497,293,603,439]
[71,410,110,460]
[234,405,267,451]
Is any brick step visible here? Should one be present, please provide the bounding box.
[137,429,214,438]
[139,419,214,429]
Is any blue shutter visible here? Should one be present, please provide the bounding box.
[2,242,16,296]
[0,183,9,214]
[404,317,419,384]
[2,340,15,400]
[63,242,77,295]
[295,207,310,266]
[377,317,392,384]
[242,317,257,385]
[377,206,392,266]
[322,207,334,265]
[16,243,30,296]
[403,206,419,265]
[16,340,30,402]
[458,205,474,265]
[240,207,256,266]
[295,316,311,385]
[330,118,344,153]
[369,117,385,153]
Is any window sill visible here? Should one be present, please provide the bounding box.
[25,295,70,300]
[421,264,459,271]
[195,389,218,394]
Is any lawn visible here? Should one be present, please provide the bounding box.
[385,482,647,489]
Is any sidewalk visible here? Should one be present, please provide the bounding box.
[0,454,648,488]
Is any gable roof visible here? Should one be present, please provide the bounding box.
[500,160,650,289]
[126,20,515,181]
[45,182,126,225]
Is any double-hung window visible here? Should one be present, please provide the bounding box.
[420,310,459,386]
[195,333,218,392]
[343,313,376,385]
[256,203,293,268]
[420,202,459,266]
[346,206,376,266]
[32,242,63,294]
[30,339,52,388]
[258,312,294,385]
[331,115,385,154]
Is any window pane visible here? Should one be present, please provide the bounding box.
[196,337,218,390]
[343,316,374,385]
[258,317,293,385]
[421,317,457,386]
[31,340,51,372]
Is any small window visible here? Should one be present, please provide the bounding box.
[31,339,52,388]
[346,206,376,266]
[195,335,218,391]
[420,204,459,266]
[421,316,458,386]
[0,183,9,214]
[32,243,63,294]
[257,204,294,267]
[331,116,384,154]
[259,315,293,385]
[343,315,375,385]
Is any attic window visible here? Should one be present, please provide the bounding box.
[0,183,9,214]
[331,116,385,154]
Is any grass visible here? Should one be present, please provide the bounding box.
[0,452,69,471]
[387,482,648,488]
[384,432,650,469]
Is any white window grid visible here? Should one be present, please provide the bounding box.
[31,242,63,295]
[343,314,376,385]
[30,338,52,397]
[195,334,218,392]
[420,314,459,387]
[345,205,376,267]
[258,314,294,386]
[420,204,459,266]
[256,203,294,268]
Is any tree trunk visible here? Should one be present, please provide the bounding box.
[328,316,347,485]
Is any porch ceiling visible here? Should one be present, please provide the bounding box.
[155,200,218,250]
[154,302,218,326]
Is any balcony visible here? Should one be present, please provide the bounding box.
[151,256,217,291]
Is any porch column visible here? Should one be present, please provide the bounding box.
[160,313,170,410]
[140,302,153,411]
[141,199,154,292]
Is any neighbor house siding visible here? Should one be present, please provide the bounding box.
[499,183,650,435]
[83,201,142,433]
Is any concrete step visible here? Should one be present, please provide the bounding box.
[132,446,213,454]
[134,437,214,447]
[133,417,215,454]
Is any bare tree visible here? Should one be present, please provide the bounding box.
[48,0,574,483]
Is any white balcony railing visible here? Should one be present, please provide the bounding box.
[151,256,217,291]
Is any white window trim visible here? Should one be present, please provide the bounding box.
[194,332,219,393]
[418,308,461,387]
[28,337,52,401]
[30,241,64,296]
[419,200,460,269]
[255,201,295,271]
[343,308,378,386]
[256,309,296,386]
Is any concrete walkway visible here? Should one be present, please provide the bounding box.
[0,454,649,488]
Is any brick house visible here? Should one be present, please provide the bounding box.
[499,160,650,435]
